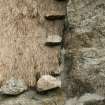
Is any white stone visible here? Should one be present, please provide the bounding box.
[37,75,61,92]
[46,35,62,45]
[0,78,27,95]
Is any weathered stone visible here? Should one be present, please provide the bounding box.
[66,0,105,48]
[65,97,78,105]
[64,0,105,99]
[68,48,105,96]
[65,93,105,105]
[45,11,65,20]
[45,35,62,46]
[79,93,105,105]
[0,78,27,95]
[37,75,61,92]
[0,89,65,105]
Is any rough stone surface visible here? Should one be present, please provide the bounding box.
[0,78,27,95]
[84,100,105,105]
[0,89,65,105]
[63,0,105,98]
[78,93,104,103]
[37,75,61,92]
[65,97,78,105]
[65,93,105,105]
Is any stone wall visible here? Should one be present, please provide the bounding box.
[64,0,105,99]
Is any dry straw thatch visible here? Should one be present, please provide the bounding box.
[0,0,61,87]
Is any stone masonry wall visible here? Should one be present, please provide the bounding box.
[64,0,105,99]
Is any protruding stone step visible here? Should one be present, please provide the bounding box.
[45,11,65,20]
[45,35,62,46]
[0,78,27,95]
[36,75,61,92]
